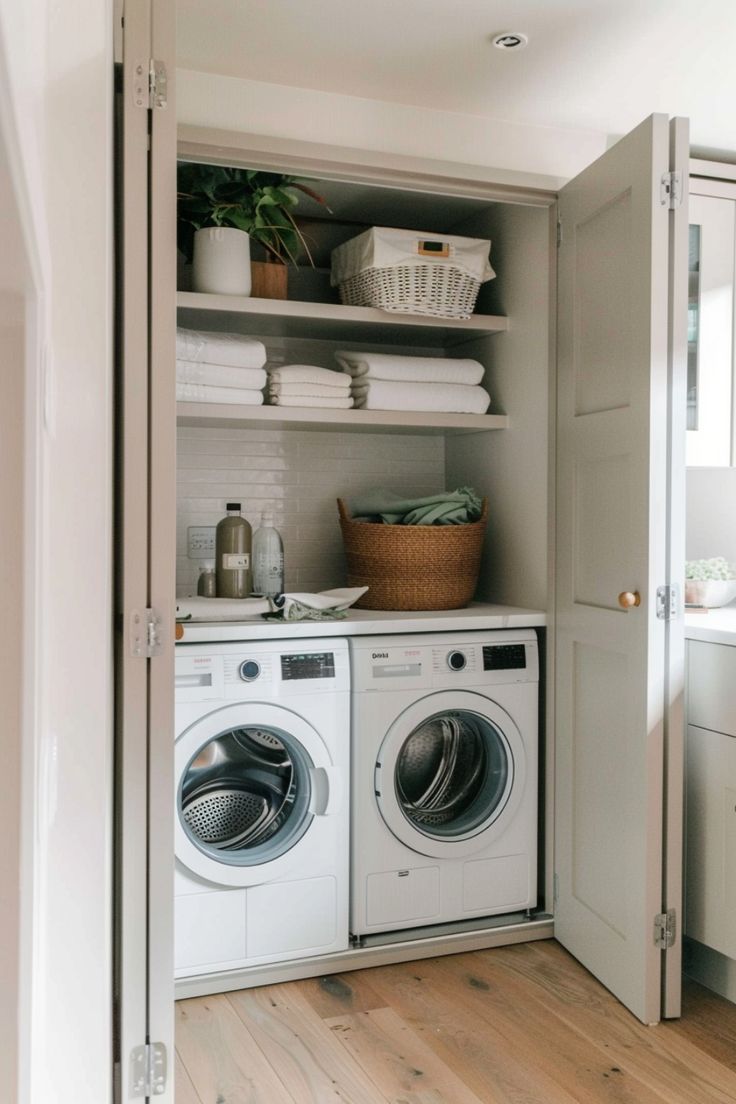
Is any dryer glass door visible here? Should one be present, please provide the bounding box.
[396,709,511,839]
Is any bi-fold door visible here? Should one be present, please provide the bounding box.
[115,65,687,1099]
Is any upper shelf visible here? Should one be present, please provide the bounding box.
[176,403,509,436]
[176,292,508,347]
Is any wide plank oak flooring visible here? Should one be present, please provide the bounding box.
[175,940,736,1104]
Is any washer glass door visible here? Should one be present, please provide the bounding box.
[375,690,526,859]
[175,702,334,886]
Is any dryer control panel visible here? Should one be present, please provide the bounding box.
[351,630,539,692]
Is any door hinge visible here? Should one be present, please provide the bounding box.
[133,59,167,110]
[656,584,677,621]
[130,1042,167,1097]
[654,908,677,950]
[130,608,164,658]
[660,171,683,209]
[556,219,563,247]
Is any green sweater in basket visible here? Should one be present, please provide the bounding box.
[349,487,482,526]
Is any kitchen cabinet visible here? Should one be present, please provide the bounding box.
[685,636,736,1003]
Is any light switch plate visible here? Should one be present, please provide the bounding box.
[187,525,215,559]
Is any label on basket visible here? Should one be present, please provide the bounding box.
[417,239,450,258]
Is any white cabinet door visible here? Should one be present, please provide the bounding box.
[554,114,687,1024]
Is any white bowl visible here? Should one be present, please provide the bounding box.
[684,579,736,608]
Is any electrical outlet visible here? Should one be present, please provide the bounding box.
[187,525,215,559]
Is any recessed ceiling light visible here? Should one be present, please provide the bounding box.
[491,31,529,50]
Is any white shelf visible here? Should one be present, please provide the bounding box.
[176,402,509,435]
[177,291,507,347]
[176,603,546,644]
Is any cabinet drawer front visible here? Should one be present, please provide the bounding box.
[688,640,736,736]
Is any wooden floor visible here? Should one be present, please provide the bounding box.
[175,939,736,1104]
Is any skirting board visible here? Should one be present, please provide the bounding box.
[684,936,736,1005]
[175,914,554,1000]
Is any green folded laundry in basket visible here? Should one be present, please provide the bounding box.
[349,487,482,525]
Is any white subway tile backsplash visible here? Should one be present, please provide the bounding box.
[177,426,446,596]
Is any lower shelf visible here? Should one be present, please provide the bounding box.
[176,402,509,435]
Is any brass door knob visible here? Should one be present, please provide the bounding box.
[618,591,641,609]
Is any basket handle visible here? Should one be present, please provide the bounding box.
[337,498,351,522]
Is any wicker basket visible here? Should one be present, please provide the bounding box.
[337,498,487,611]
[338,264,482,320]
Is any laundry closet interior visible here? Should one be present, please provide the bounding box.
[172,140,555,988]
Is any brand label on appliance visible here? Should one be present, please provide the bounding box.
[222,553,250,570]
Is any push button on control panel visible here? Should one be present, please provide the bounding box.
[239,659,261,682]
[447,650,467,672]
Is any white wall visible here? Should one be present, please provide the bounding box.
[0,2,113,1102]
[176,68,610,190]
[686,468,736,564]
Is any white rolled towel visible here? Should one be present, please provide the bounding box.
[176,327,267,369]
[352,379,490,414]
[268,364,351,388]
[269,393,354,409]
[269,381,354,398]
[176,587,368,622]
[177,359,267,390]
[335,350,484,385]
[176,382,264,405]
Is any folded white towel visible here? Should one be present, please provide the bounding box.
[269,381,354,398]
[176,587,368,622]
[335,350,484,386]
[176,382,264,405]
[269,393,354,409]
[177,360,267,390]
[351,379,490,414]
[176,327,267,369]
[268,364,351,388]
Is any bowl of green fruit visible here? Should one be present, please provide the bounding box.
[685,558,736,607]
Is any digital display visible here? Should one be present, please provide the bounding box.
[421,240,444,252]
[482,644,527,671]
[281,652,335,680]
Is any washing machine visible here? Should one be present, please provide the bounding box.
[174,638,350,979]
[350,630,538,936]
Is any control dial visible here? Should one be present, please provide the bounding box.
[447,650,466,672]
[239,659,261,682]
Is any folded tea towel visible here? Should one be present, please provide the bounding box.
[176,382,264,405]
[349,487,482,526]
[175,587,368,623]
[268,364,351,388]
[351,379,490,414]
[269,381,354,398]
[177,359,267,390]
[335,351,484,386]
[268,393,354,409]
[176,327,267,369]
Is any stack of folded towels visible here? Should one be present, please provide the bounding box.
[267,364,353,408]
[176,327,267,405]
[334,351,491,414]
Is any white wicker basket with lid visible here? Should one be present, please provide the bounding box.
[331,226,495,320]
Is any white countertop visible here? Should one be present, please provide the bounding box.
[175,602,546,644]
[685,604,736,645]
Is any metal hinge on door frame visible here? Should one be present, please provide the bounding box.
[130,1042,167,1097]
[129,608,164,658]
[660,170,683,209]
[133,59,168,110]
[654,909,677,950]
[656,584,677,621]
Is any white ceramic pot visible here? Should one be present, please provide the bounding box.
[192,227,251,296]
[684,579,736,607]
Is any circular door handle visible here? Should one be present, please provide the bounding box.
[618,590,641,609]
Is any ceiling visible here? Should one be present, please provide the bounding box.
[176,0,736,155]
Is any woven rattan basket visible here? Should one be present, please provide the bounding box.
[337,498,487,611]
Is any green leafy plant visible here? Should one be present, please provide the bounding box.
[685,557,736,581]
[177,163,330,266]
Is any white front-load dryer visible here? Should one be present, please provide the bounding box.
[174,638,349,981]
[350,631,538,936]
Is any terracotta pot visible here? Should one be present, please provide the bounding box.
[250,260,288,300]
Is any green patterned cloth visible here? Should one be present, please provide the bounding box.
[350,486,482,525]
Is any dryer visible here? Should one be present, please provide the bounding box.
[174,638,349,980]
[350,630,538,936]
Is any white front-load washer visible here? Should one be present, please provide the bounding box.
[174,638,349,980]
[350,630,538,936]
